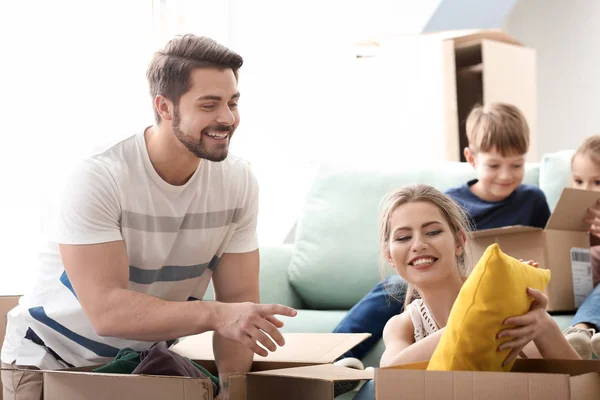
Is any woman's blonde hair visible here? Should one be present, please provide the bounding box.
[378,184,473,308]
[573,135,600,167]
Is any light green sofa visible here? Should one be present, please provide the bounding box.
[206,150,578,371]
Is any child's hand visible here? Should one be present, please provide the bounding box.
[518,259,539,268]
[496,288,552,367]
[585,200,600,237]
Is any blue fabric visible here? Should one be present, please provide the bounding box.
[353,379,374,400]
[333,277,405,360]
[571,284,600,331]
[333,180,552,361]
[60,271,78,299]
[445,180,551,230]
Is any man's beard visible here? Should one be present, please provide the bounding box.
[172,107,233,162]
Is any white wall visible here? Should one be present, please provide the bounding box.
[504,0,600,155]
[225,0,444,244]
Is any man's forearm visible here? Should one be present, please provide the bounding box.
[213,332,253,383]
[93,288,220,341]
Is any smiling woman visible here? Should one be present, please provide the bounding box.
[378,185,472,310]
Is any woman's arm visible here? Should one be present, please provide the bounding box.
[531,317,579,360]
[498,288,580,365]
[380,312,445,367]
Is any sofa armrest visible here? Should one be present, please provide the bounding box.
[204,244,304,309]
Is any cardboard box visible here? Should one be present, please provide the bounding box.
[43,369,213,400]
[1,331,369,400]
[469,188,599,312]
[0,295,21,400]
[171,332,372,400]
[0,296,20,360]
[240,363,373,399]
[374,359,600,400]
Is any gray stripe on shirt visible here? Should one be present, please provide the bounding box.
[122,209,243,232]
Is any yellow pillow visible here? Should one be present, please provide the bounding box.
[427,243,551,372]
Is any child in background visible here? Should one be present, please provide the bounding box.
[352,184,578,400]
[563,135,600,359]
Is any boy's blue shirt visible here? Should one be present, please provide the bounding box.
[445,179,551,230]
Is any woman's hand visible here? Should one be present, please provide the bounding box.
[496,287,552,367]
[518,259,539,268]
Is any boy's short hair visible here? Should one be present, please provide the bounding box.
[466,102,529,156]
[573,135,600,166]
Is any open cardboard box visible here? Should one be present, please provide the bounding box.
[468,188,599,312]
[374,359,600,400]
[1,330,370,400]
[0,293,217,400]
[171,332,373,400]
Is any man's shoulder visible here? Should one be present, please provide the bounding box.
[78,134,139,174]
[64,134,141,195]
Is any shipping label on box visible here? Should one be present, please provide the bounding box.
[571,248,593,308]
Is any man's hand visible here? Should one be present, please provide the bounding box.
[214,302,297,357]
[496,288,552,366]
[585,199,600,237]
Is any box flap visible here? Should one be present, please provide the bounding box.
[425,29,522,47]
[545,188,600,231]
[249,364,373,381]
[245,374,332,400]
[472,225,542,239]
[172,332,370,364]
[570,373,600,400]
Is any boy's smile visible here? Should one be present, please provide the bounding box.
[465,148,525,202]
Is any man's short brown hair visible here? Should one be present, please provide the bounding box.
[466,102,529,156]
[146,34,243,123]
[573,135,600,167]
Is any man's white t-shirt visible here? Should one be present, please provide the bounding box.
[1,131,259,369]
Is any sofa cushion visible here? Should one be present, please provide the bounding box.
[288,162,541,310]
[427,244,550,372]
[539,149,575,211]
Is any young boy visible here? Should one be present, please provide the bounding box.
[562,135,600,359]
[333,102,551,364]
[446,102,550,230]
